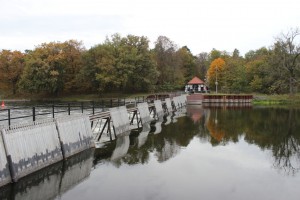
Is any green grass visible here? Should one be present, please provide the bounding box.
[253,93,300,105]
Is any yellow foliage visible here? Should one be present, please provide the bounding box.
[206,58,225,85]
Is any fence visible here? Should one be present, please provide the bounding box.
[0,95,171,127]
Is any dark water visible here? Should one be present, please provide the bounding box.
[1,105,300,200]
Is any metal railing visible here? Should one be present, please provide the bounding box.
[0,93,178,127]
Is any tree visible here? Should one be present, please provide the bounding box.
[245,47,273,93]
[18,40,84,95]
[176,46,196,84]
[153,36,178,90]
[273,28,300,94]
[0,50,25,94]
[195,52,209,81]
[206,58,226,92]
[80,34,158,93]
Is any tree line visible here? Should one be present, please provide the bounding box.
[0,28,299,96]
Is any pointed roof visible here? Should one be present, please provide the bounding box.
[188,76,204,84]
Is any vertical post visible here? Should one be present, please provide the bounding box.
[92,101,95,115]
[143,96,144,102]
[215,67,218,94]
[32,107,36,122]
[81,102,84,113]
[102,99,104,111]
[52,105,55,118]
[110,99,113,108]
[118,98,120,106]
[8,109,11,127]
[68,103,71,115]
[124,98,126,106]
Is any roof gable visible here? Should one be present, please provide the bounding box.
[188,76,204,84]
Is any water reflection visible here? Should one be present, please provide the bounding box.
[153,116,163,134]
[0,149,94,200]
[137,123,151,148]
[205,107,300,175]
[95,106,300,176]
[111,135,130,161]
[94,112,201,166]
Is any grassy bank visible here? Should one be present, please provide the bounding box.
[253,93,300,105]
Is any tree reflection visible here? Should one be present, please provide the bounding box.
[205,106,300,175]
[94,106,300,175]
[94,114,204,166]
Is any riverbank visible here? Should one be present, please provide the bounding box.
[252,93,300,105]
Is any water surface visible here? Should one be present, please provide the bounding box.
[1,105,300,200]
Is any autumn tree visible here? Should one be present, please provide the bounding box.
[18,40,84,95]
[0,50,25,94]
[206,58,225,92]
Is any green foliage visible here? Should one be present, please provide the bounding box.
[79,34,158,93]
[1,28,300,97]
[18,40,84,95]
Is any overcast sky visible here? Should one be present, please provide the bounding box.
[0,0,299,55]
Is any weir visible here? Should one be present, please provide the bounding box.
[0,135,11,187]
[165,98,173,114]
[0,94,189,188]
[56,114,93,158]
[1,119,63,182]
[137,102,152,124]
[109,106,131,136]
[154,100,164,117]
[0,114,94,186]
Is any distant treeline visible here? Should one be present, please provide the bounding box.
[0,28,299,96]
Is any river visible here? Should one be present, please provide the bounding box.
[0,105,300,200]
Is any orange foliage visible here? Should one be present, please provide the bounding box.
[206,58,225,82]
[206,118,225,142]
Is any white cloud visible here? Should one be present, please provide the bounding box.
[0,0,299,55]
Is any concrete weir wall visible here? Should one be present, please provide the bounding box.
[137,102,151,124]
[109,106,130,136]
[56,114,93,158]
[0,114,94,187]
[1,119,63,182]
[0,134,11,187]
[154,100,164,117]
[165,98,173,112]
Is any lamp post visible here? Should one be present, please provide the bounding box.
[215,66,218,94]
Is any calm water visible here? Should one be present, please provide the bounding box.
[1,105,300,200]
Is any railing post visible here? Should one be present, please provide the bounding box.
[110,99,113,108]
[118,98,120,106]
[124,98,126,106]
[81,102,84,113]
[32,107,36,122]
[68,103,71,115]
[52,105,55,118]
[8,109,11,127]
[143,96,145,102]
[102,100,104,111]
